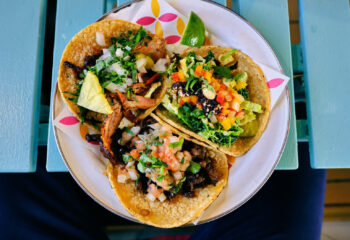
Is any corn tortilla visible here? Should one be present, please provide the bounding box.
[107,115,228,228]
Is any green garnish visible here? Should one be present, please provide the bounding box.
[137,162,145,173]
[221,49,237,60]
[124,127,134,135]
[204,50,214,62]
[156,175,165,182]
[180,157,185,164]
[171,177,187,194]
[213,66,232,79]
[238,88,250,100]
[187,161,201,174]
[122,154,132,163]
[169,137,184,149]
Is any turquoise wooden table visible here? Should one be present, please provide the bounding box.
[0,0,349,173]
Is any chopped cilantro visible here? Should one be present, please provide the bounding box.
[171,177,186,194]
[169,137,184,149]
[213,66,232,79]
[238,88,250,100]
[187,161,201,174]
[122,154,132,163]
[124,127,134,135]
[156,175,165,182]
[204,50,214,62]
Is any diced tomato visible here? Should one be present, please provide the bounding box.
[195,65,203,76]
[171,73,179,82]
[145,73,160,85]
[130,149,140,159]
[219,83,227,91]
[216,94,225,104]
[151,151,159,158]
[136,142,146,151]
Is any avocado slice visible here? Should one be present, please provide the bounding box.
[240,119,259,137]
[77,71,113,115]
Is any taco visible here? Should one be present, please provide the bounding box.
[94,116,228,228]
[57,19,172,147]
[156,46,270,156]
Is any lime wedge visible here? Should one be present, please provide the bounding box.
[77,71,113,115]
[180,11,205,47]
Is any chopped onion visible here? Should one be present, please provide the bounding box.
[136,58,147,73]
[168,136,179,143]
[131,126,141,135]
[118,117,133,129]
[117,174,127,183]
[125,46,132,51]
[96,32,106,46]
[137,75,143,83]
[115,48,124,58]
[173,171,183,180]
[128,170,138,180]
[105,82,127,93]
[147,193,156,201]
[145,168,153,173]
[158,193,166,202]
[100,49,111,59]
[149,123,161,130]
[109,62,127,75]
[126,161,134,167]
[125,78,133,86]
[152,58,169,72]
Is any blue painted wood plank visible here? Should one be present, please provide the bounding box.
[0,0,47,172]
[298,0,350,168]
[117,0,132,6]
[47,0,105,171]
[211,0,227,5]
[236,0,298,169]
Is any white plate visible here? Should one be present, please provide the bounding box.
[53,0,290,225]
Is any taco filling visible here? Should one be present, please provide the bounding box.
[60,23,169,129]
[90,118,221,201]
[161,49,264,147]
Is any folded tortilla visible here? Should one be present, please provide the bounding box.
[58,19,171,128]
[107,114,228,228]
[156,46,271,156]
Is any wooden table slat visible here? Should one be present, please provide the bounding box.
[236,0,298,169]
[298,0,350,168]
[46,0,106,171]
[0,0,47,172]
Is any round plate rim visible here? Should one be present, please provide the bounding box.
[53,0,291,226]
